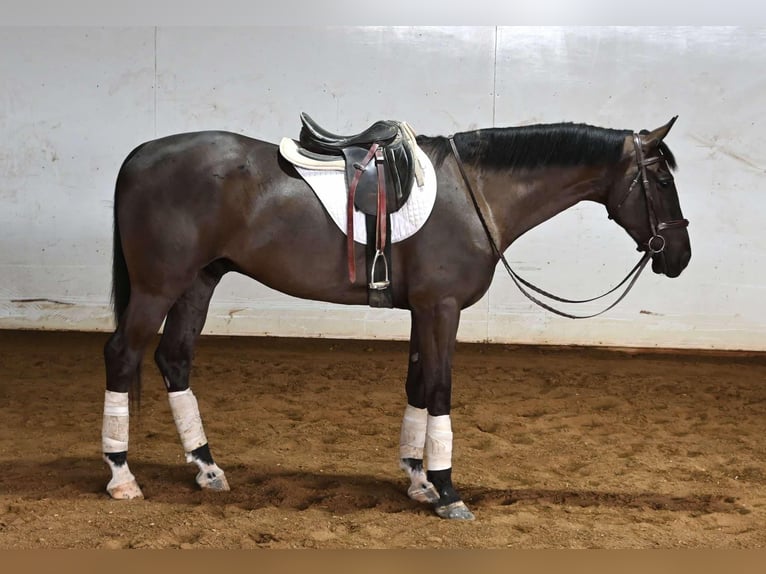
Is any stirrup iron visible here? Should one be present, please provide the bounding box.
[369,249,390,290]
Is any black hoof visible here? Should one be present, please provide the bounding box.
[427,468,475,519]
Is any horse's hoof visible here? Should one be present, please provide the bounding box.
[434,501,475,520]
[197,470,230,491]
[107,479,144,500]
[408,482,440,504]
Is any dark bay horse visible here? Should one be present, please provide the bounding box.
[101,116,690,520]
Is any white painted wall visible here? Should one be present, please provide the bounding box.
[0,26,763,350]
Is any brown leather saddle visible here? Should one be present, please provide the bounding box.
[298,113,421,307]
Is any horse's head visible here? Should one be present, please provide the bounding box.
[607,117,690,278]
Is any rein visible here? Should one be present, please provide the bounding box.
[448,135,672,320]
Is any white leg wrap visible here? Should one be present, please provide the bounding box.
[101,391,143,499]
[168,388,208,460]
[102,390,129,453]
[399,404,428,460]
[425,414,453,471]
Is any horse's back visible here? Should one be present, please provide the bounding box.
[114,130,288,228]
[118,131,269,180]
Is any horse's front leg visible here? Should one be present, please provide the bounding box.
[399,314,440,504]
[402,301,474,520]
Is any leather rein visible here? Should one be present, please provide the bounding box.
[448,134,689,319]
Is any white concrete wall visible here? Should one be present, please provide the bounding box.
[0,26,764,350]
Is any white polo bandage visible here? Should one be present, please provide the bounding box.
[399,404,428,460]
[425,414,453,471]
[102,390,129,453]
[168,388,208,459]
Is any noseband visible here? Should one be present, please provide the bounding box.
[449,133,689,319]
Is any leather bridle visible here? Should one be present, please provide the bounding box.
[449,133,689,319]
[611,133,690,255]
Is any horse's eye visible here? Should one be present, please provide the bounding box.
[657,179,672,188]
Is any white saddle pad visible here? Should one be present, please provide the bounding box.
[291,145,437,245]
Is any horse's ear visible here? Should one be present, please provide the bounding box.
[642,116,678,148]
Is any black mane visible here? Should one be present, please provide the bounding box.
[417,123,676,171]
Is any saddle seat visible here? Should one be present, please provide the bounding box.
[299,112,400,151]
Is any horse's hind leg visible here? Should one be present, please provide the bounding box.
[154,265,229,491]
[103,292,175,499]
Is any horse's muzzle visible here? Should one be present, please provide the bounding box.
[653,246,691,278]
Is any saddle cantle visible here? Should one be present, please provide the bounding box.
[278,137,345,171]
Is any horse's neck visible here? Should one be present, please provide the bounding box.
[478,164,612,250]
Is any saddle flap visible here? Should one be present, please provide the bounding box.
[384,144,414,210]
[338,144,414,216]
[342,146,380,215]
